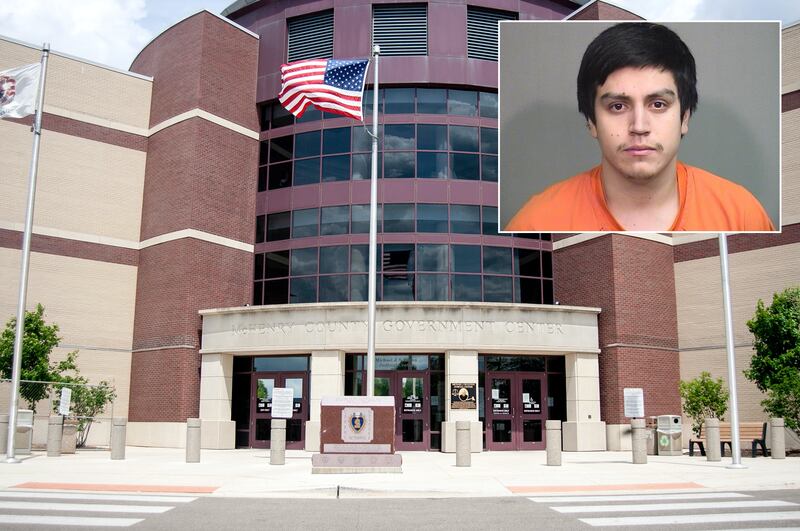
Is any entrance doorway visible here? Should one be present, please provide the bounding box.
[250,372,308,449]
[375,371,429,450]
[484,372,546,450]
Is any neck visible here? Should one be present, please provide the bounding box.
[600,159,680,231]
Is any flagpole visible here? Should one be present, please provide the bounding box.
[5,44,50,464]
[366,45,380,397]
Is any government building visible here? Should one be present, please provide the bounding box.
[1,0,798,452]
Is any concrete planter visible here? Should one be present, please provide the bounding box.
[61,420,78,454]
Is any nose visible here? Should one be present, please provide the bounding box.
[629,104,649,136]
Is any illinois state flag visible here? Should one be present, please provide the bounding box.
[0,63,41,119]
[279,59,368,121]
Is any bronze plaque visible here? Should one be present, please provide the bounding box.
[450,383,477,409]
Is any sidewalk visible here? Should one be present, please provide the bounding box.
[1,448,797,498]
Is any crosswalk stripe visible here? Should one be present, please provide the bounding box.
[0,501,174,514]
[554,500,796,514]
[529,492,751,503]
[0,491,197,503]
[580,511,800,527]
[0,514,143,527]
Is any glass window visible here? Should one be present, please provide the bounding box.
[322,155,350,182]
[482,206,498,235]
[270,136,293,162]
[265,251,290,279]
[383,274,414,301]
[259,105,270,131]
[254,356,309,371]
[450,126,479,152]
[516,277,542,304]
[451,205,480,234]
[259,141,269,166]
[484,275,512,302]
[350,274,368,301]
[383,244,414,273]
[272,104,293,128]
[542,251,553,278]
[384,203,414,232]
[320,245,348,274]
[479,91,498,118]
[350,244,380,273]
[253,280,263,305]
[319,275,349,302]
[353,125,379,152]
[264,278,289,304]
[351,204,368,234]
[448,89,478,116]
[255,215,265,244]
[363,89,384,116]
[451,244,480,273]
[385,124,415,150]
[320,205,350,235]
[290,277,317,303]
[417,124,448,150]
[483,246,512,274]
[323,127,351,154]
[417,274,448,300]
[291,247,318,275]
[258,166,268,192]
[450,153,479,180]
[352,153,381,180]
[417,203,448,232]
[452,275,481,301]
[481,155,498,182]
[296,107,322,123]
[294,158,320,186]
[266,211,290,241]
[295,130,321,158]
[254,253,264,280]
[292,208,318,238]
[417,88,447,114]
[418,243,448,271]
[543,279,554,304]
[385,88,415,114]
[515,248,541,276]
[417,152,447,179]
[268,162,292,189]
[480,128,497,154]
[384,152,414,178]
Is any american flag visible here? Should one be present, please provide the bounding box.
[279,59,369,121]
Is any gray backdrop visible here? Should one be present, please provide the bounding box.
[498,21,781,231]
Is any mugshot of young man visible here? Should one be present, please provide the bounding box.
[504,23,775,232]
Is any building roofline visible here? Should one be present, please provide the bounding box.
[564,0,644,20]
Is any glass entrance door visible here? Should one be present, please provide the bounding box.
[250,372,308,449]
[485,372,546,450]
[375,371,429,450]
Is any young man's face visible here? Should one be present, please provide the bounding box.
[587,66,690,184]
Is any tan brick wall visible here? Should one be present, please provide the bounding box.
[783,109,800,225]
[783,24,800,91]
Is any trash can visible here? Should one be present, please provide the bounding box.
[657,415,682,456]
[645,416,658,455]
[14,410,34,455]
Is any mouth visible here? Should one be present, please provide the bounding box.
[623,145,658,156]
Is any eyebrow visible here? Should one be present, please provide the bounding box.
[599,89,677,102]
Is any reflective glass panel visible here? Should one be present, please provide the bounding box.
[350,274,368,301]
[292,208,318,238]
[450,126,479,152]
[480,127,498,154]
[351,244,381,272]
[543,279,554,304]
[259,141,269,165]
[268,162,292,189]
[417,204,448,232]
[515,249,541,276]
[483,275,513,302]
[353,125,380,152]
[483,246,512,274]
[351,204,369,234]
[383,274,414,301]
[516,277,542,304]
[448,89,478,116]
[383,244,414,272]
[453,274,481,301]
[264,278,288,304]
[319,275,348,302]
[291,247,318,276]
[450,153,479,180]
[254,356,309,371]
[322,155,350,182]
[417,88,447,114]
[417,243,448,271]
[265,251,290,278]
[351,153,378,181]
[255,215,265,244]
[417,152,447,179]
[450,205,481,234]
[384,152,414,178]
[542,251,553,278]
[323,127,351,154]
[417,273,448,300]
[319,245,348,274]
[481,155,498,182]
[296,107,322,123]
[320,205,350,235]
[384,203,414,232]
[374,377,391,396]
[451,244,481,272]
[290,277,316,303]
[295,130,321,158]
[479,92,498,118]
[417,124,448,150]
[385,124,415,150]
[482,206,499,235]
[254,253,264,280]
[272,103,293,128]
[523,420,543,442]
[270,136,293,162]
[266,212,290,241]
[363,89,384,116]
[385,87,415,114]
[293,158,320,186]
[253,281,263,305]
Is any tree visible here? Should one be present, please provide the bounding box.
[54,378,117,448]
[0,304,77,411]
[679,371,729,437]
[746,287,800,435]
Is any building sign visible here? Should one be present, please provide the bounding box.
[58,387,72,416]
[341,407,374,443]
[450,383,477,409]
[271,387,294,419]
[403,396,422,414]
[491,389,510,415]
[522,392,541,414]
[624,387,645,418]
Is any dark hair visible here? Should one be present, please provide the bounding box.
[577,23,698,124]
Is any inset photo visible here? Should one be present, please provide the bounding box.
[498,21,781,233]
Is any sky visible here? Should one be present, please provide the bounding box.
[0,0,799,71]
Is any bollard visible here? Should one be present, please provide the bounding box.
[456,421,471,467]
[186,418,201,463]
[705,418,721,462]
[47,415,64,457]
[0,414,7,455]
[770,418,785,459]
[631,418,647,464]
[270,419,286,465]
[545,420,562,466]
[110,417,127,460]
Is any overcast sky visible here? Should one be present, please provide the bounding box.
[1,0,799,71]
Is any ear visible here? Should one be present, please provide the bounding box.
[680,110,690,136]
[587,119,598,139]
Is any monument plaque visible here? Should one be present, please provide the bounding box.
[450,383,477,409]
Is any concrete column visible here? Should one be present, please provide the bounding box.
[186,418,201,463]
[198,352,236,450]
[270,419,286,465]
[443,350,481,453]
[631,418,647,464]
[563,352,606,451]
[770,418,785,459]
[0,414,7,455]
[47,415,64,457]
[307,350,345,452]
[110,417,127,460]
[456,421,471,467]
[705,418,721,462]
[546,420,562,466]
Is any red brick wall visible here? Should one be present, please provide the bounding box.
[7,113,147,151]
[0,229,138,266]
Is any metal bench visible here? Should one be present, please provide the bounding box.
[688,421,768,457]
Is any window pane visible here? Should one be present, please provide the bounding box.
[418,243,448,271]
[296,107,322,123]
[350,274,368,301]
[417,88,447,114]
[451,205,480,234]
[319,275,349,302]
[484,275,512,302]
[384,203,414,232]
[272,103,293,128]
[417,274,448,300]
[542,251,553,278]
[351,204,369,234]
[321,205,350,235]
[480,128,497,154]
[254,253,264,280]
[385,87,414,114]
[292,208,318,238]
[294,158,320,186]
[515,248,541,276]
[323,127,351,154]
[265,251,290,279]
[258,166,268,192]
[291,247,318,275]
[448,89,478,116]
[270,136,293,162]
[264,278,289,304]
[353,125,378,152]
[481,155,498,182]
[483,246,512,274]
[320,245,348,274]
[450,126,479,152]
[384,152,414,178]
[383,244,414,273]
[482,206,498,235]
[450,153,479,180]
[480,91,498,118]
[259,141,269,165]
[266,211,290,241]
[417,152,447,179]
[543,279,554,304]
[417,203,448,233]
[417,124,448,150]
[363,88,384,116]
[295,130,321,158]
[383,274,414,301]
[452,275,481,301]
[516,277,542,303]
[351,244,381,273]
[452,244,480,273]
[290,277,317,303]
[268,162,292,189]
[385,124,415,150]
[255,215,265,244]
[253,281,263,305]
[322,155,350,182]
[352,153,382,180]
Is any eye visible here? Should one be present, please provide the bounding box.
[609,102,626,112]
[651,100,668,110]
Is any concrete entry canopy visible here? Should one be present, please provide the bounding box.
[197,302,604,451]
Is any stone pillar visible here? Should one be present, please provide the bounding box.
[47,415,64,457]
[186,418,201,463]
[111,417,127,460]
[307,350,345,452]
[546,420,562,466]
[456,421,471,466]
[442,350,481,453]
[563,352,606,451]
[705,418,721,462]
[198,353,235,449]
[631,418,647,464]
[270,419,286,465]
[770,418,785,459]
